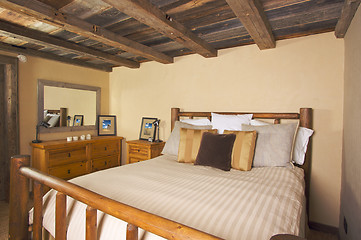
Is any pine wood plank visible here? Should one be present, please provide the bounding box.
[103,0,217,58]
[0,19,140,68]
[225,0,276,49]
[0,41,113,72]
[0,0,173,64]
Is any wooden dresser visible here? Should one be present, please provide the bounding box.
[126,140,165,164]
[31,136,123,180]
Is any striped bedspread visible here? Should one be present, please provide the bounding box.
[30,155,305,240]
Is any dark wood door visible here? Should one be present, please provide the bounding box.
[0,55,19,202]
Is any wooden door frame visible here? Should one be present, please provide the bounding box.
[0,55,19,201]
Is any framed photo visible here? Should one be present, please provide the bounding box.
[73,115,84,126]
[139,117,157,141]
[97,115,117,136]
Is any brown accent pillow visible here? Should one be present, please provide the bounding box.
[223,130,257,171]
[178,128,217,163]
[194,132,236,171]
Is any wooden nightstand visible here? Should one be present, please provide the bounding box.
[127,140,165,164]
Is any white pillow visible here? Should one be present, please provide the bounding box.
[293,127,314,165]
[250,119,271,126]
[211,113,253,134]
[180,118,211,126]
[161,121,212,156]
[46,114,60,127]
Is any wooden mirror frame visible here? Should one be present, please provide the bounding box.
[38,79,101,133]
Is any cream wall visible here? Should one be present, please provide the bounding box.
[340,5,361,240]
[109,32,344,227]
[17,56,109,156]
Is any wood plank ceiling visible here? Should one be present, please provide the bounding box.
[0,0,355,72]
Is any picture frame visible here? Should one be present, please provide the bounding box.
[73,115,84,126]
[97,115,117,136]
[139,117,157,141]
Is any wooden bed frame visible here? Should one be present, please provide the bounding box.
[170,107,313,215]
[9,107,312,240]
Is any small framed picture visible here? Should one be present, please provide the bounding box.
[98,115,117,136]
[139,117,157,141]
[73,115,84,126]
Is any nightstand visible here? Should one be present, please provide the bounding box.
[126,140,165,164]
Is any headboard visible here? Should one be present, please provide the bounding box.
[170,107,313,217]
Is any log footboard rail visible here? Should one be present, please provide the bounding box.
[9,155,221,240]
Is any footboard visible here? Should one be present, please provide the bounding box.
[9,155,221,240]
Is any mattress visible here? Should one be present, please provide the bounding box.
[30,155,305,240]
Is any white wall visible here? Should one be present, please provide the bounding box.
[109,32,344,227]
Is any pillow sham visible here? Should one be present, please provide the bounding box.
[249,119,313,165]
[161,121,213,156]
[242,123,297,167]
[223,130,257,171]
[211,113,253,134]
[293,127,314,165]
[194,132,236,171]
[177,128,217,163]
[180,118,211,126]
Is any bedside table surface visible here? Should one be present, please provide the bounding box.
[126,140,165,146]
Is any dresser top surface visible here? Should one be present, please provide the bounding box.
[31,136,123,149]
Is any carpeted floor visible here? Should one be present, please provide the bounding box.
[0,200,338,240]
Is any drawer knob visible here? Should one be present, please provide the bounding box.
[67,169,70,174]
[105,161,107,165]
[137,149,140,152]
[68,153,71,157]
[105,147,107,151]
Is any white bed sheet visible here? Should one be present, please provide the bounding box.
[30,155,305,240]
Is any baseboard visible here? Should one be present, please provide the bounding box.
[309,221,339,236]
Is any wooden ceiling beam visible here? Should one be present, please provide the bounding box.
[335,0,361,38]
[0,0,173,64]
[225,0,275,49]
[0,41,113,72]
[102,0,217,58]
[0,19,140,68]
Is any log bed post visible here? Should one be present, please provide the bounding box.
[86,206,97,240]
[9,155,30,240]
[299,108,313,219]
[33,181,43,240]
[126,223,138,240]
[171,108,180,131]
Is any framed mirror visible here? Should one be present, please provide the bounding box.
[38,79,101,133]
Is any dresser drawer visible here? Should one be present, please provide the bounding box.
[48,147,87,167]
[92,155,119,172]
[91,141,119,159]
[49,161,87,180]
[128,145,149,156]
[128,156,148,164]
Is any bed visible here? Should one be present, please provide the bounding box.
[9,107,313,240]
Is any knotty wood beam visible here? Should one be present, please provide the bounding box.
[0,19,139,68]
[0,42,113,72]
[102,0,217,58]
[0,0,173,64]
[225,0,275,49]
[335,0,361,38]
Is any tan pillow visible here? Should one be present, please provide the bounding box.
[178,128,217,163]
[224,130,257,171]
